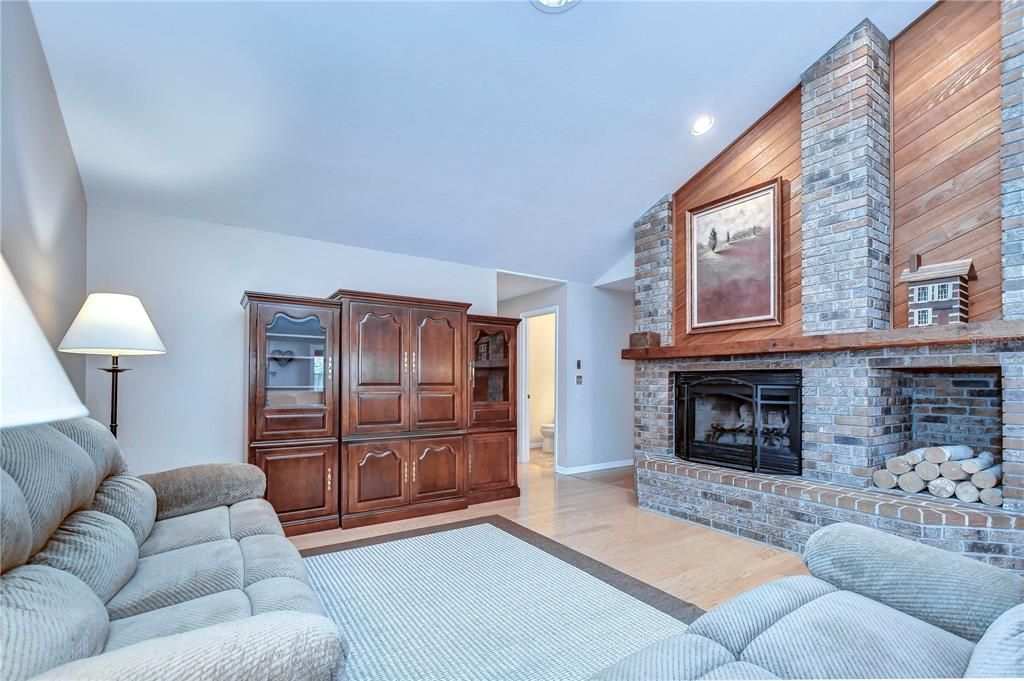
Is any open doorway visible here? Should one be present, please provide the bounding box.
[519,307,558,468]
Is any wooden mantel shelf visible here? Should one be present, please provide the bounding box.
[621,321,1024,360]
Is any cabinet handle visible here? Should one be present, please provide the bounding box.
[403,462,408,484]
[412,351,417,377]
[326,467,332,491]
[412,461,417,483]
[327,357,333,381]
[404,351,409,374]
[468,453,473,473]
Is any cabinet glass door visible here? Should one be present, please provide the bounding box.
[265,313,327,408]
[472,330,509,403]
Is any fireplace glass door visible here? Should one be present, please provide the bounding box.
[686,378,757,471]
[676,371,801,475]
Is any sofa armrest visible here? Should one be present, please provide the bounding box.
[32,612,346,681]
[140,463,266,520]
[804,522,1024,641]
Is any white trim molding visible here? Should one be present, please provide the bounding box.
[554,459,634,475]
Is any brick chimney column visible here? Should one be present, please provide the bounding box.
[633,195,674,345]
[801,19,892,335]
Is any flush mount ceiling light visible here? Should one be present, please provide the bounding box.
[531,0,580,14]
[691,115,715,136]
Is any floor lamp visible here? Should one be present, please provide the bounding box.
[59,293,166,436]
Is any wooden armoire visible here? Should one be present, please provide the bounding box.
[242,289,519,534]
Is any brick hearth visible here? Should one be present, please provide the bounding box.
[636,455,1024,571]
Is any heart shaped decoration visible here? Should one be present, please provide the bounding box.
[269,349,295,366]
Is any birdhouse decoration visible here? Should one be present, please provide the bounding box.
[898,255,976,327]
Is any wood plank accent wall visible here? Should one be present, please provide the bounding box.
[672,87,802,347]
[669,1,1004,345]
[891,0,1003,327]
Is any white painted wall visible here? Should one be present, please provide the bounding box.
[500,283,634,472]
[526,313,555,444]
[86,205,498,474]
[561,283,635,471]
[1,1,87,396]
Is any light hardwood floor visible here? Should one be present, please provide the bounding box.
[291,463,808,611]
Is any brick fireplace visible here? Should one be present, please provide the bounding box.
[624,4,1024,571]
[631,345,1024,570]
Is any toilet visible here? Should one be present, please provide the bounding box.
[540,424,555,453]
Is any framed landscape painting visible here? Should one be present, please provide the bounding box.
[685,178,782,334]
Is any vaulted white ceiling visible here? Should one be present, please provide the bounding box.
[31,0,928,284]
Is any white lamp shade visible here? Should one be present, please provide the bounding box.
[59,293,166,356]
[1,258,89,427]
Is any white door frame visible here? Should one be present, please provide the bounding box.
[517,306,559,465]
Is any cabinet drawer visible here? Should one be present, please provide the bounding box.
[469,405,513,427]
[260,411,330,438]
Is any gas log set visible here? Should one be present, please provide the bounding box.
[873,446,1004,507]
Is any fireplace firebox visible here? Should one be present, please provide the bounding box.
[675,371,801,475]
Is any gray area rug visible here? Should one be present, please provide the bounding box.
[303,516,702,681]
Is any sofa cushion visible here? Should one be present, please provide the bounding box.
[1,469,32,572]
[0,564,109,681]
[688,576,838,656]
[107,538,243,619]
[50,418,125,482]
[142,463,266,520]
[91,475,157,545]
[0,424,97,554]
[34,612,347,681]
[139,506,230,558]
[965,603,1024,678]
[700,661,778,680]
[589,631,745,680]
[804,522,1024,641]
[229,498,285,540]
[741,590,974,679]
[105,589,252,651]
[30,510,138,603]
[591,575,977,681]
[246,576,323,616]
[240,534,309,587]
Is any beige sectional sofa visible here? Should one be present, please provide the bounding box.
[1,416,347,680]
[591,523,1024,679]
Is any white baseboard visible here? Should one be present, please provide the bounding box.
[554,458,634,475]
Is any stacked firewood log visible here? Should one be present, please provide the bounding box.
[872,446,1004,507]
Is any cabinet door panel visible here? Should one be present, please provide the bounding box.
[410,436,465,504]
[411,308,463,430]
[468,320,517,430]
[468,431,516,492]
[251,442,338,523]
[415,393,458,425]
[348,302,410,434]
[253,303,338,441]
[345,440,409,513]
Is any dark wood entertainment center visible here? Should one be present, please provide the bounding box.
[242,290,520,535]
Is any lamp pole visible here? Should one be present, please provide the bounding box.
[99,355,130,436]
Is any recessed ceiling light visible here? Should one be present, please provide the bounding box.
[691,115,715,136]
[531,0,580,14]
